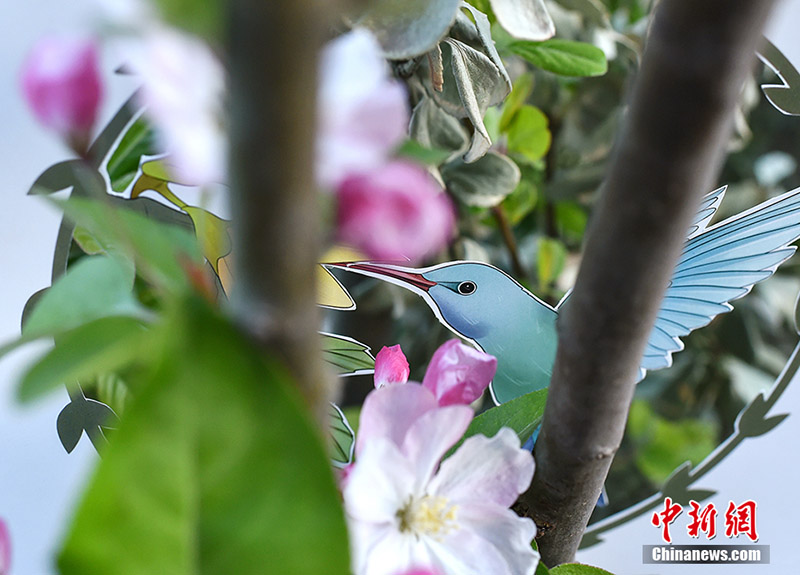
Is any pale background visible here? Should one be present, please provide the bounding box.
[1,1,800,574]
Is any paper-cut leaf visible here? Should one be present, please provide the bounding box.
[509,39,608,77]
[18,317,149,403]
[507,105,551,162]
[321,332,375,376]
[318,246,365,310]
[441,150,521,207]
[329,403,355,467]
[58,296,351,575]
[736,393,789,438]
[23,256,144,340]
[57,394,119,454]
[106,117,161,193]
[490,0,555,41]
[184,207,232,275]
[758,39,800,116]
[27,160,85,195]
[461,388,547,446]
[358,0,461,59]
[660,462,716,505]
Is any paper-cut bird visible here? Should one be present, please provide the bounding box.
[327,186,800,404]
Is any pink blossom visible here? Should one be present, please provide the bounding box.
[21,36,103,153]
[423,340,497,406]
[0,518,10,575]
[336,161,455,263]
[374,345,410,388]
[317,29,409,189]
[345,386,538,575]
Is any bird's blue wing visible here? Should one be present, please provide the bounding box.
[688,186,727,238]
[641,187,800,373]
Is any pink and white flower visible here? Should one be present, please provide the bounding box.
[21,36,103,153]
[374,345,411,388]
[317,29,409,189]
[336,161,455,263]
[345,387,538,575]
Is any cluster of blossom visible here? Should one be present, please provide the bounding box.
[20,8,454,264]
[343,341,540,575]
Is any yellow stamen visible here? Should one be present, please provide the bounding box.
[397,495,459,540]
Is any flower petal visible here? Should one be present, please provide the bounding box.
[429,428,533,507]
[359,529,433,575]
[402,405,473,490]
[422,340,496,406]
[374,344,410,388]
[356,384,438,457]
[345,438,415,524]
[425,527,512,575]
[458,503,539,575]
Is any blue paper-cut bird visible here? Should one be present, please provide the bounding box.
[328,186,800,405]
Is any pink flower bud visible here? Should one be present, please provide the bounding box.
[0,518,10,575]
[21,36,103,153]
[422,340,497,406]
[374,344,410,388]
[336,161,455,263]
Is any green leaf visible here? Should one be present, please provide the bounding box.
[499,73,534,132]
[502,178,539,225]
[491,0,555,42]
[507,105,552,162]
[18,317,150,403]
[550,564,615,575]
[321,333,375,376]
[60,197,202,292]
[509,39,608,77]
[23,256,145,340]
[329,403,355,467]
[462,388,548,445]
[153,0,222,40]
[441,151,521,207]
[395,139,453,166]
[106,117,161,193]
[537,237,567,290]
[409,97,470,160]
[627,400,718,485]
[58,296,351,575]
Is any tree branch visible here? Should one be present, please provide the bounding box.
[518,0,776,565]
[226,0,334,422]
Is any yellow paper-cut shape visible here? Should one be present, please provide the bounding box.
[317,246,365,310]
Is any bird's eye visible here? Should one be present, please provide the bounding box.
[457,281,477,295]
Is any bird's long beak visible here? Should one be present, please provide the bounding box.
[325,262,437,292]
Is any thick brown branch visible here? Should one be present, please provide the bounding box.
[520,0,775,565]
[226,1,334,422]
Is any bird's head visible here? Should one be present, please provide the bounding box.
[327,261,541,343]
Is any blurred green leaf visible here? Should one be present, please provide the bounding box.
[627,400,718,485]
[509,39,608,77]
[60,197,202,293]
[153,0,222,40]
[537,237,567,290]
[58,296,350,575]
[499,73,534,132]
[106,117,161,193]
[462,389,548,445]
[555,202,588,242]
[507,105,552,162]
[23,256,144,341]
[18,317,150,403]
[329,403,355,467]
[410,97,470,161]
[441,151,521,207]
[322,333,375,376]
[95,373,132,418]
[502,178,539,225]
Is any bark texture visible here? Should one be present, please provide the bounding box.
[519,0,776,565]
